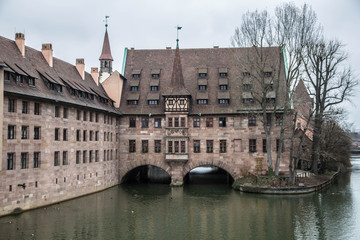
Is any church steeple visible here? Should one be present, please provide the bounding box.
[99,17,113,83]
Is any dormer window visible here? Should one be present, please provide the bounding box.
[28,78,35,87]
[152,74,159,79]
[133,74,140,78]
[130,86,138,92]
[198,68,207,78]
[264,72,272,77]
[243,84,252,91]
[127,100,138,105]
[219,85,227,90]
[197,99,208,105]
[220,73,227,77]
[151,86,158,91]
[219,99,229,105]
[4,71,11,81]
[151,69,161,79]
[219,68,228,78]
[132,69,141,79]
[16,74,24,84]
[199,85,206,91]
[243,72,251,77]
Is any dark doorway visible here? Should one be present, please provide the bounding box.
[121,165,171,184]
[183,166,234,185]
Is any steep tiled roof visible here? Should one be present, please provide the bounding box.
[0,35,119,114]
[99,30,113,60]
[120,46,287,115]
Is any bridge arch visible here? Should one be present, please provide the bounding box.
[119,160,171,183]
[182,159,237,180]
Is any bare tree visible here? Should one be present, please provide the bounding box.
[302,38,357,174]
[231,3,319,177]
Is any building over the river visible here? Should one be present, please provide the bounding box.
[0,27,300,215]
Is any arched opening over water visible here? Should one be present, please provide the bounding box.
[183,165,234,185]
[121,165,171,184]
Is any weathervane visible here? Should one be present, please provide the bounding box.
[175,25,182,48]
[104,16,110,29]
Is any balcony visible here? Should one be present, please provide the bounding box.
[166,153,188,162]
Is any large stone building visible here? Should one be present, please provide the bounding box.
[0,28,294,216]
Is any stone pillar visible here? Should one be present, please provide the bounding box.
[169,162,185,187]
[0,59,5,171]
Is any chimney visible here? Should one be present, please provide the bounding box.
[15,33,25,57]
[42,44,53,67]
[76,58,85,80]
[91,67,99,85]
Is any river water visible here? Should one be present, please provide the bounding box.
[1,156,360,240]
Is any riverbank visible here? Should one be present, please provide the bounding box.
[232,171,339,194]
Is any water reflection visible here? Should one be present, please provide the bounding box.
[1,156,360,240]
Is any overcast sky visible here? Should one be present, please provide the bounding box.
[0,0,359,130]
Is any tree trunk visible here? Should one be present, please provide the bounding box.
[288,112,297,184]
[311,113,322,174]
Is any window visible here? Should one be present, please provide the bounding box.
[174,141,179,153]
[220,72,227,77]
[83,151,87,163]
[148,100,158,105]
[89,150,93,163]
[181,117,185,127]
[219,117,226,127]
[263,139,267,153]
[142,140,149,153]
[199,85,207,91]
[95,150,99,162]
[54,151,60,166]
[151,86,159,91]
[34,103,40,115]
[181,141,186,153]
[96,113,99,122]
[249,139,257,152]
[63,108,68,118]
[155,118,162,128]
[142,117,149,128]
[152,74,160,79]
[89,112,93,122]
[77,110,81,120]
[55,106,59,117]
[276,114,283,126]
[219,99,229,104]
[130,86,138,92]
[194,140,200,153]
[129,117,136,127]
[34,128,40,140]
[63,129,67,141]
[63,151,68,165]
[76,151,80,164]
[266,84,274,91]
[34,152,40,168]
[197,99,208,105]
[8,99,16,112]
[168,118,173,127]
[127,100,138,105]
[243,72,251,77]
[83,130,87,141]
[28,78,35,86]
[264,72,272,77]
[22,101,28,114]
[132,74,140,79]
[168,141,173,153]
[206,118,213,127]
[243,98,254,104]
[21,153,28,169]
[199,73,207,78]
[104,150,107,161]
[206,140,213,153]
[89,131,93,141]
[155,140,161,153]
[7,153,14,170]
[83,111,87,121]
[129,140,136,152]
[174,117,179,127]
[55,128,60,141]
[220,140,227,153]
[243,84,252,91]
[193,118,200,128]
[219,85,228,90]
[95,131,99,141]
[76,130,81,141]
[248,115,256,126]
[21,126,28,139]
[8,125,15,139]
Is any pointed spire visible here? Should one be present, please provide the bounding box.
[163,41,190,96]
[99,29,113,60]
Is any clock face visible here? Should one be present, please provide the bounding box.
[165,97,189,112]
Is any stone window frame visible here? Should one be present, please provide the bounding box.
[248,115,256,126]
[55,128,60,141]
[155,140,161,153]
[33,152,40,168]
[249,139,257,153]
[206,140,213,153]
[62,151,68,165]
[194,140,200,153]
[54,151,60,166]
[193,117,200,128]
[206,118,213,127]
[154,118,162,128]
[8,98,16,112]
[142,117,149,128]
[21,125,28,139]
[83,150,87,163]
[220,140,227,153]
[263,139,267,153]
[180,117,186,127]
[142,140,149,153]
[219,117,226,127]
[129,117,136,128]
[8,125,15,139]
[34,102,41,115]
[76,151,81,164]
[7,153,15,170]
[129,140,136,153]
[22,101,28,114]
